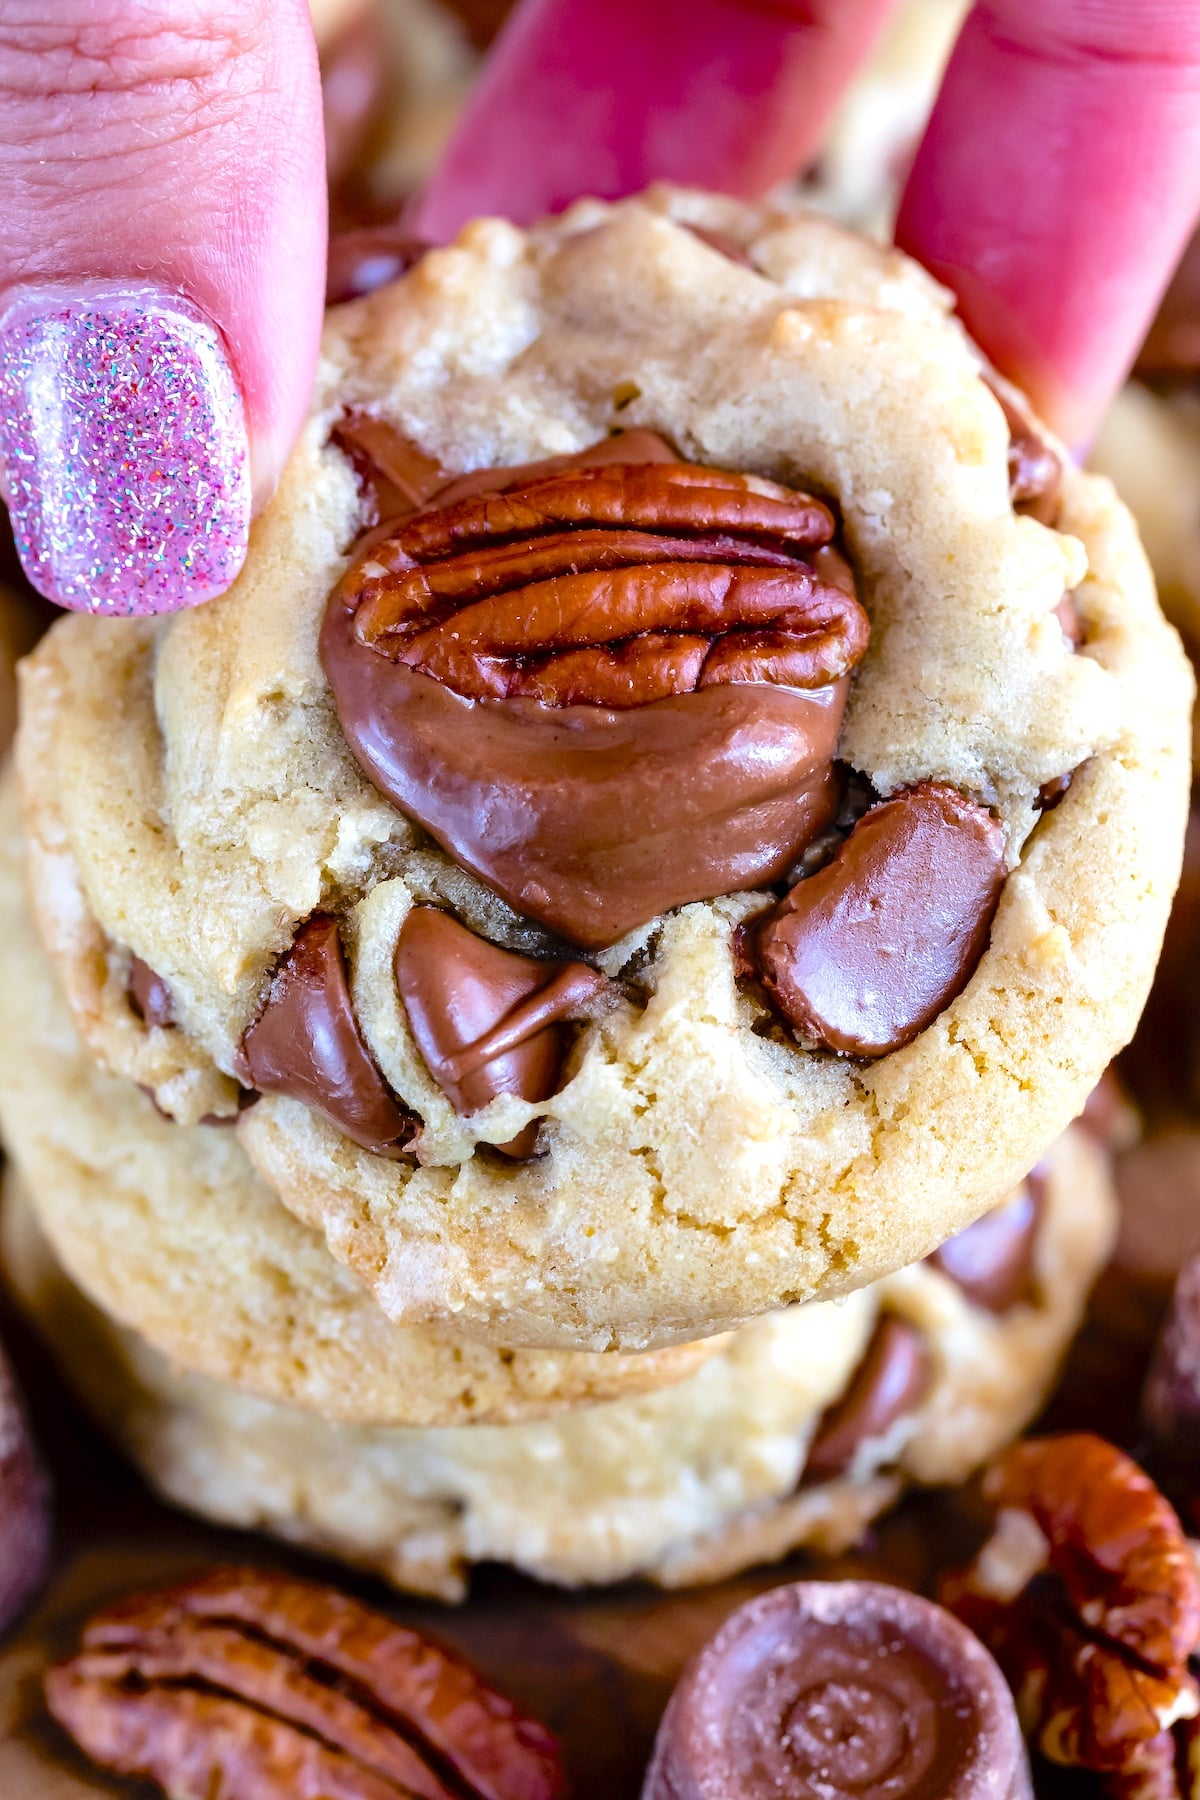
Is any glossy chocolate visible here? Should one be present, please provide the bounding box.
[642,1580,1032,1800]
[322,437,864,948]
[394,907,608,1159]
[0,1340,52,1637]
[240,915,415,1157]
[805,1317,932,1482]
[929,1174,1044,1314]
[326,229,430,307]
[987,379,1062,525]
[753,783,1007,1057]
[127,955,175,1030]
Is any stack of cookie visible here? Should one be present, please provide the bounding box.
[0,190,1189,1599]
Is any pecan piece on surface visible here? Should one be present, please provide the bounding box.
[944,1435,1200,1780]
[747,781,1007,1057]
[803,1316,933,1483]
[394,907,609,1160]
[321,433,869,949]
[0,1338,51,1638]
[46,1565,567,1800]
[240,915,417,1157]
[643,1580,1032,1800]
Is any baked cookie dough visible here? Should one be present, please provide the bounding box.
[0,788,717,1425]
[17,187,1189,1350]
[1,1116,1115,1599]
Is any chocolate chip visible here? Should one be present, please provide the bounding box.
[804,1317,933,1483]
[127,955,175,1030]
[985,378,1063,525]
[0,1340,51,1637]
[682,223,758,270]
[326,229,430,308]
[929,1171,1044,1314]
[643,1580,1031,1800]
[394,908,608,1159]
[752,783,1007,1057]
[240,916,416,1157]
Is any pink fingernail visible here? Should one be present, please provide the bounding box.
[0,283,251,616]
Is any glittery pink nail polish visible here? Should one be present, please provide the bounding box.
[0,283,251,616]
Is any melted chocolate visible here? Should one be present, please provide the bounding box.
[322,435,861,948]
[127,955,175,1030]
[805,1318,932,1483]
[643,1580,1031,1800]
[929,1171,1045,1314]
[240,916,415,1157]
[394,907,608,1159]
[986,379,1063,525]
[752,783,1006,1057]
[331,411,448,528]
[327,229,430,307]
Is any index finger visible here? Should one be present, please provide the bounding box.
[895,0,1200,446]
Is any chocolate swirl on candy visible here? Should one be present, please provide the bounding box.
[321,430,870,949]
[643,1580,1032,1800]
[395,908,609,1159]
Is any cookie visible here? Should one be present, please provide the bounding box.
[0,785,720,1425]
[17,188,1188,1351]
[2,1119,1115,1601]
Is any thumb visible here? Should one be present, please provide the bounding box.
[0,0,326,616]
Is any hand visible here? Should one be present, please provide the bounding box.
[413,0,1200,451]
[0,0,325,616]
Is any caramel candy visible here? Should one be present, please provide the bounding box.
[322,436,867,948]
[127,954,175,1029]
[394,908,608,1159]
[241,915,415,1157]
[642,1580,1031,1800]
[928,1172,1044,1314]
[804,1318,932,1483]
[0,1340,51,1637]
[752,783,1006,1057]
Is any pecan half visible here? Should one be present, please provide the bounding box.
[321,432,869,948]
[944,1435,1200,1778]
[46,1565,566,1800]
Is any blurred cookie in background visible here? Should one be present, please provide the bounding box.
[314,0,512,232]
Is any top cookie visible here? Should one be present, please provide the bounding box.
[18,188,1191,1350]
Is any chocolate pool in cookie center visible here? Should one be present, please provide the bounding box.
[321,430,870,948]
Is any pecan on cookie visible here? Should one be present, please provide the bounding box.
[322,429,870,948]
[46,1565,566,1800]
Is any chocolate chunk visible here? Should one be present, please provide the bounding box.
[240,916,416,1157]
[127,955,175,1029]
[986,378,1063,525]
[752,783,1007,1057]
[0,1340,51,1637]
[929,1171,1044,1314]
[1144,1251,1200,1461]
[805,1317,933,1483]
[331,411,449,527]
[326,229,430,307]
[1137,226,1200,378]
[394,908,608,1159]
[682,223,758,270]
[643,1580,1031,1800]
